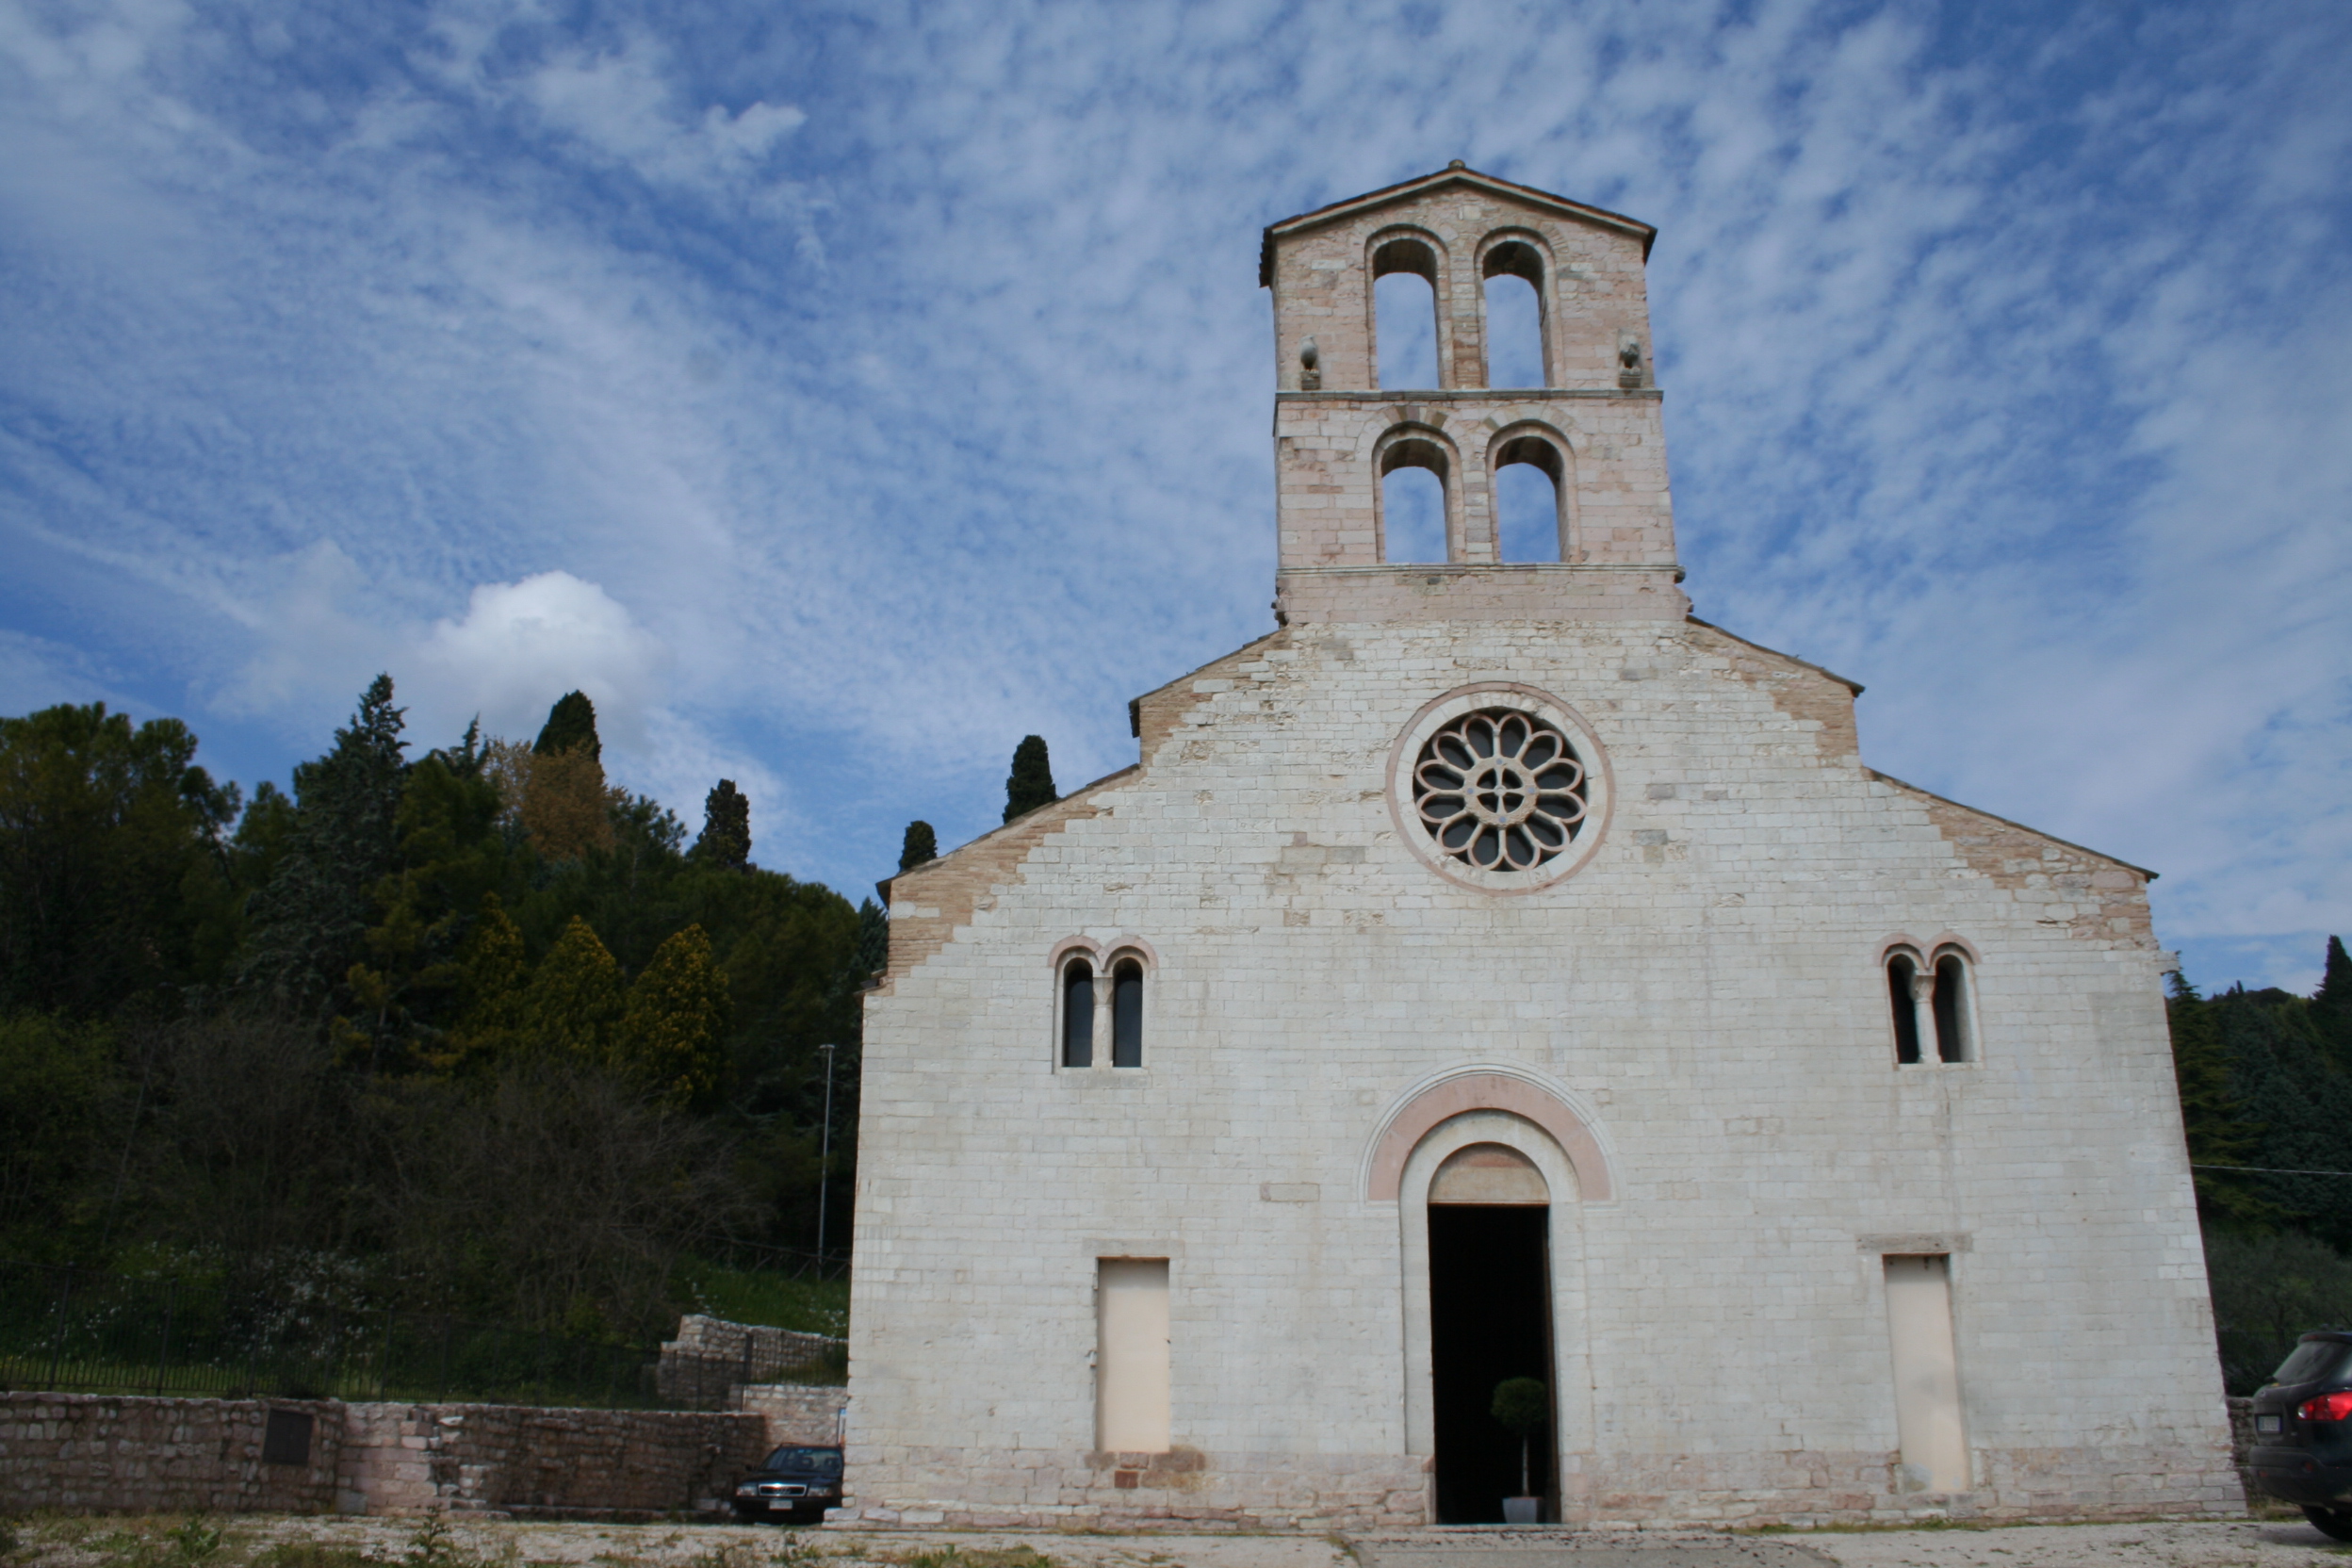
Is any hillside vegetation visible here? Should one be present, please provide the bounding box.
[0,679,879,1339]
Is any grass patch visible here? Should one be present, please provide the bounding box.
[888,1548,1054,1568]
[681,1268,847,1338]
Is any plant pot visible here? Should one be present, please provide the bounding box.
[1502,1496,1541,1525]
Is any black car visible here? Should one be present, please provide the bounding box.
[730,1444,844,1524]
[2248,1330,2352,1541]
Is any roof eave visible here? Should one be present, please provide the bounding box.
[1260,166,1656,286]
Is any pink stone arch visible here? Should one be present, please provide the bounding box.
[1366,1071,1612,1202]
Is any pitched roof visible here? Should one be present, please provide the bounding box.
[1260,164,1657,286]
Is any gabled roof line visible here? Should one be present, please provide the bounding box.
[1685,614,1865,695]
[1260,165,1657,286]
[876,763,1142,905]
[1866,769,2159,882]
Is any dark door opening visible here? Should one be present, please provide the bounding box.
[1429,1203,1553,1524]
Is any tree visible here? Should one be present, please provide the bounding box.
[2166,971,2269,1227]
[1004,735,1056,823]
[524,745,614,860]
[618,924,731,1105]
[433,891,530,1072]
[0,702,239,1015]
[0,1011,119,1257]
[1492,1377,1548,1501]
[898,821,938,873]
[533,691,602,760]
[694,780,751,870]
[239,676,408,1012]
[521,916,624,1061]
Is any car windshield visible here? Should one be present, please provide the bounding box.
[2269,1339,2351,1387]
[764,1447,842,1475]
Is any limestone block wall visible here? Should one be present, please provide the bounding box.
[0,1393,342,1515]
[658,1315,845,1408]
[731,1384,848,1446]
[336,1401,768,1518]
[0,1391,776,1519]
[848,612,2239,1529]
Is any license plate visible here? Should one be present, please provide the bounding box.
[2256,1414,2282,1434]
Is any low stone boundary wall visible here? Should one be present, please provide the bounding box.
[657,1316,844,1409]
[731,1383,847,1445]
[0,1393,344,1515]
[0,1389,825,1519]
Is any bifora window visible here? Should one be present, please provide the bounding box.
[1413,709,1589,873]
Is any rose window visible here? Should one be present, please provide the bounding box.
[1412,709,1589,873]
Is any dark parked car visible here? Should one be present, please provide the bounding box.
[2247,1331,2352,1542]
[730,1443,844,1524]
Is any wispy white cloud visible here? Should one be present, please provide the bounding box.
[0,0,2344,988]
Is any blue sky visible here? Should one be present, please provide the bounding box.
[2,0,2346,993]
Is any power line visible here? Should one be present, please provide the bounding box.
[2192,1163,2352,1178]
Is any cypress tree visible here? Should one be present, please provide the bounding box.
[520,915,624,1061]
[1004,735,1056,823]
[898,821,938,873]
[239,675,409,1010]
[2315,936,2352,1069]
[617,923,730,1105]
[533,691,600,760]
[694,780,751,870]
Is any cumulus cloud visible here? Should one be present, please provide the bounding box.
[408,571,671,750]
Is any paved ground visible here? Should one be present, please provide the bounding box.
[10,1515,2348,1568]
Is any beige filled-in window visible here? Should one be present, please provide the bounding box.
[1097,1258,1170,1453]
[1883,1254,1968,1492]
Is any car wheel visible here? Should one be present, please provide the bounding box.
[2305,1506,2352,1543]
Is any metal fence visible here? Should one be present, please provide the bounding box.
[0,1261,843,1408]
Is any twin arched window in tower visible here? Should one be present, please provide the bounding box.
[1884,941,1979,1065]
[1055,940,1152,1070]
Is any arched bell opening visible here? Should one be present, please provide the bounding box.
[1371,233,1445,391]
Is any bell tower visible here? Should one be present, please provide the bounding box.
[1260,164,1688,625]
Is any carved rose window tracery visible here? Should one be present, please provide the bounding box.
[1412,709,1589,873]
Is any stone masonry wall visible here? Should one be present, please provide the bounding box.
[337,1401,768,1518]
[0,1393,343,1515]
[657,1315,845,1409]
[0,1390,775,1520]
[730,1383,848,1446]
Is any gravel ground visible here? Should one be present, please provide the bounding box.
[8,1514,2347,1568]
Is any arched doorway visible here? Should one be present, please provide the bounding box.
[1427,1143,1554,1523]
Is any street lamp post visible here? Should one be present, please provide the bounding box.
[815,1044,838,1266]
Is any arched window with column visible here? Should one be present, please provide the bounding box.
[1061,956,1094,1068]
[1371,234,1443,390]
[1886,948,1925,1064]
[1480,235,1549,388]
[1930,947,1976,1063]
[1111,955,1145,1068]
[1379,429,1454,564]
[1490,427,1570,563]
[1886,941,1980,1065]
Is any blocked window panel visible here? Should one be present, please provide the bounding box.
[1884,1254,1968,1492]
[1097,1259,1170,1453]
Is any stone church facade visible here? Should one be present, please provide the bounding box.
[841,167,2237,1529]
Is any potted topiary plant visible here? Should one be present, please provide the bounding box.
[1492,1376,1548,1524]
